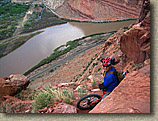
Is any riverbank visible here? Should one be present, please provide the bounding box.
[0,1,137,60]
[0,31,43,58]
[61,17,138,23]
[25,31,117,81]
[21,7,67,34]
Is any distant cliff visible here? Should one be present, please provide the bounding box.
[45,0,143,21]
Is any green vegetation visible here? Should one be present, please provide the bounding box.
[132,63,143,68]
[24,39,80,75]
[24,31,116,77]
[0,1,30,40]
[32,91,54,113]
[49,69,54,73]
[77,31,116,41]
[76,86,88,98]
[61,17,137,23]
[32,87,74,113]
[92,62,98,68]
[92,78,97,87]
[22,8,67,33]
[0,3,30,16]
[0,41,24,58]
[54,45,65,52]
[98,68,101,71]
[0,31,43,58]
[0,0,11,6]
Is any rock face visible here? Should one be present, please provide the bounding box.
[53,103,77,113]
[0,78,17,100]
[5,74,30,90]
[89,0,150,113]
[45,0,142,21]
[120,0,150,63]
[89,70,150,113]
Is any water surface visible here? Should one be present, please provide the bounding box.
[0,20,135,77]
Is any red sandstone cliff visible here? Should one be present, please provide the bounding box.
[45,0,143,21]
[89,0,150,113]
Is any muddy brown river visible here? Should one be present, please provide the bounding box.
[0,20,135,77]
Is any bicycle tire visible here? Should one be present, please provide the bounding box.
[77,94,101,110]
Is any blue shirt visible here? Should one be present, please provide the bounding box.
[103,66,118,92]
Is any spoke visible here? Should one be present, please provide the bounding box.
[80,99,89,107]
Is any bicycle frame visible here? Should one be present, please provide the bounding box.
[89,91,107,106]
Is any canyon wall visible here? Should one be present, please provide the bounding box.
[45,0,143,21]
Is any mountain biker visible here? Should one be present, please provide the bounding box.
[98,57,118,100]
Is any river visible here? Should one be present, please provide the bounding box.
[0,20,135,78]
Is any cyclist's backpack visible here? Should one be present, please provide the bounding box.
[105,70,125,84]
[114,71,125,84]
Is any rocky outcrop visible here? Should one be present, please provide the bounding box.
[45,0,142,21]
[0,74,31,112]
[0,96,33,113]
[53,103,77,113]
[89,0,150,113]
[5,74,30,91]
[38,102,77,113]
[120,0,150,63]
[0,78,17,101]
[89,69,150,113]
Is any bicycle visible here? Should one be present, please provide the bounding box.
[77,89,107,110]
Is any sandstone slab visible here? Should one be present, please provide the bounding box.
[89,71,150,113]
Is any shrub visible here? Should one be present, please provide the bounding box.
[92,62,98,68]
[49,69,54,73]
[32,92,54,113]
[98,68,101,71]
[43,87,74,104]
[76,86,88,98]
[92,63,96,67]
[62,88,74,104]
[92,78,97,87]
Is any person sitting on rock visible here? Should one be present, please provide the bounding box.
[98,57,118,100]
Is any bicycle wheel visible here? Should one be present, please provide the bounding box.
[77,94,101,110]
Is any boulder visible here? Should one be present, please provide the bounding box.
[5,74,30,90]
[89,70,150,113]
[0,78,17,101]
[53,103,77,113]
